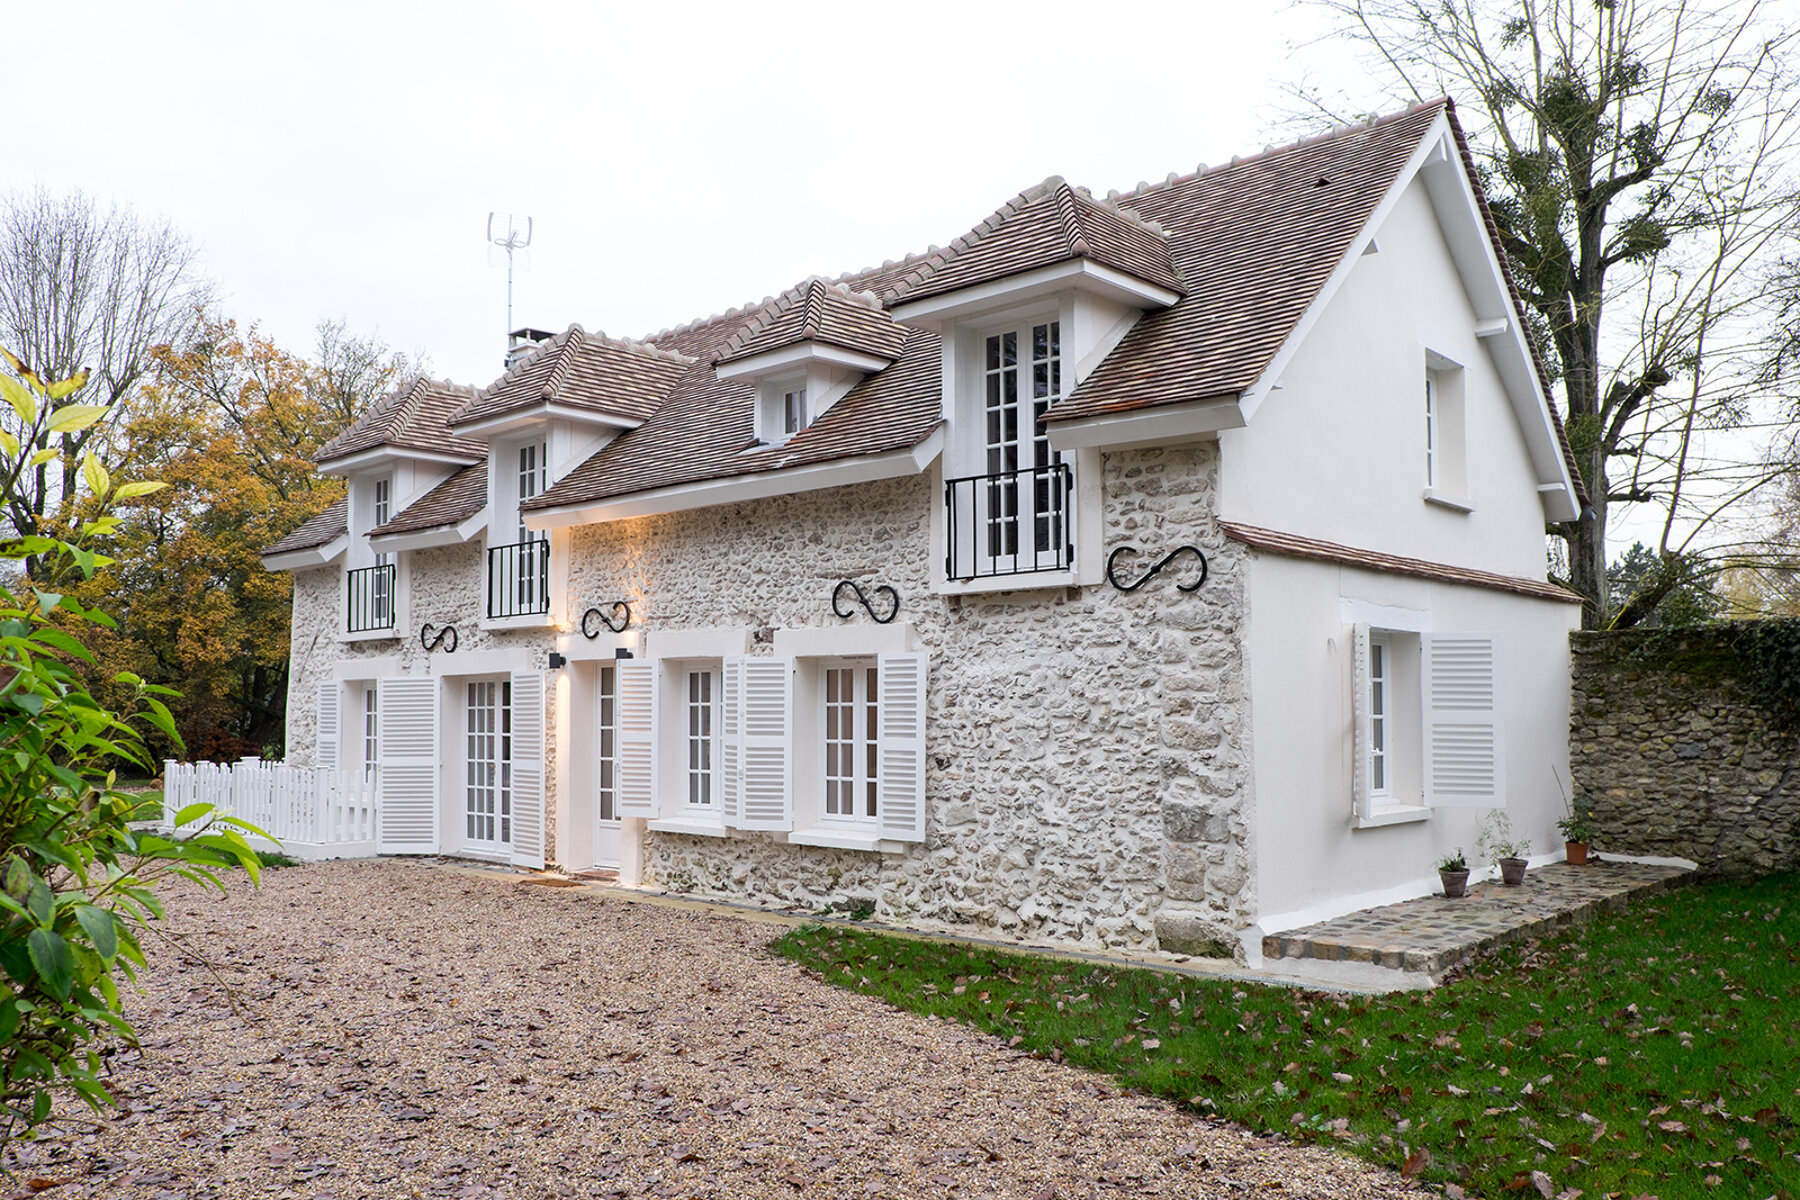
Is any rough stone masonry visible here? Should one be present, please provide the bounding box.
[1568,628,1800,875]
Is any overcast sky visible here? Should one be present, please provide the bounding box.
[12,1,1365,388]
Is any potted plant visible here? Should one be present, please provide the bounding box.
[1478,811,1531,885]
[1437,847,1471,898]
[1557,794,1598,865]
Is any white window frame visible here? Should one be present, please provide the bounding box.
[596,663,618,825]
[464,678,513,850]
[1345,604,1432,830]
[682,666,720,814]
[819,658,880,828]
[1422,351,1471,511]
[1367,633,1391,803]
[361,684,379,782]
[783,386,809,437]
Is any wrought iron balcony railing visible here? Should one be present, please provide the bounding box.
[488,538,550,618]
[346,564,397,633]
[944,462,1074,582]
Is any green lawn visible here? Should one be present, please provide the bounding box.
[771,873,1800,1199]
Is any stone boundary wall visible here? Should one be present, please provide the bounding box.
[1569,628,1800,874]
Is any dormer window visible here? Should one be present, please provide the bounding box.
[516,442,547,542]
[783,387,809,437]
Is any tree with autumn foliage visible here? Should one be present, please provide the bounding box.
[69,314,411,761]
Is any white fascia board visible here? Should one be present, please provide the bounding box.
[714,342,892,381]
[1045,395,1243,452]
[449,403,640,441]
[318,447,480,476]
[369,505,489,553]
[526,440,937,529]
[260,533,347,573]
[889,259,1180,331]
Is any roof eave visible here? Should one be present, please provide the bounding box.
[525,430,943,529]
[317,445,482,475]
[714,341,894,381]
[370,505,490,553]
[449,402,644,441]
[261,532,348,572]
[889,259,1181,332]
[1045,394,1245,452]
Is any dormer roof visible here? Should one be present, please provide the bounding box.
[262,497,348,556]
[314,378,486,468]
[717,278,908,368]
[449,325,694,431]
[884,178,1185,308]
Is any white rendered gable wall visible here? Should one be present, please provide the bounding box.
[1216,176,1550,580]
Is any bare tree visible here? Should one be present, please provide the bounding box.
[312,317,418,426]
[1293,0,1800,627]
[0,186,212,543]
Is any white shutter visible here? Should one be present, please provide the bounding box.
[615,660,658,817]
[377,676,440,853]
[1349,623,1371,818]
[738,657,793,831]
[509,671,546,869]
[316,680,341,774]
[876,651,928,842]
[719,658,745,826]
[1422,632,1506,808]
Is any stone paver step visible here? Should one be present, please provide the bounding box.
[1264,859,1693,978]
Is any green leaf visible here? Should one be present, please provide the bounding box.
[28,626,94,663]
[80,451,110,498]
[31,1087,50,1125]
[46,402,106,433]
[173,802,211,827]
[4,855,31,898]
[28,928,73,999]
[27,879,52,926]
[73,905,118,960]
[113,480,167,500]
[27,447,59,468]
[10,691,44,715]
[0,996,18,1042]
[35,591,62,616]
[0,430,17,457]
[0,372,35,424]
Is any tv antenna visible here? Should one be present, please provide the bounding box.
[486,213,533,338]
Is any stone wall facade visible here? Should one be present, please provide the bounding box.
[1569,629,1800,874]
[284,441,1252,954]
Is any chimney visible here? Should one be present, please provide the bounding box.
[505,327,556,371]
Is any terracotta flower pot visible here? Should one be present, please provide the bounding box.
[1565,840,1590,865]
[1499,856,1528,886]
[1440,869,1470,898]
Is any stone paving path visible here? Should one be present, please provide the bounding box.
[1263,858,1694,978]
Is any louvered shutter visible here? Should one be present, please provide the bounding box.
[316,681,341,774]
[615,660,658,817]
[738,657,793,831]
[509,671,546,869]
[377,676,440,853]
[876,651,928,842]
[719,657,745,825]
[1348,623,1371,816]
[1422,632,1506,808]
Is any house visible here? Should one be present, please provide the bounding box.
[261,99,1587,962]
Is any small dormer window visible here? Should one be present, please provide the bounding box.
[783,387,809,436]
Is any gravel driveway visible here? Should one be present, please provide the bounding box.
[16,860,1420,1199]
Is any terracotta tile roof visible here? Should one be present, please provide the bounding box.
[718,278,907,366]
[1044,104,1446,424]
[884,178,1185,306]
[449,326,694,429]
[315,378,485,465]
[261,498,347,557]
[526,328,941,512]
[1219,520,1584,603]
[370,464,488,537]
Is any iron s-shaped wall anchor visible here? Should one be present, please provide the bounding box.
[1106,545,1209,593]
[420,623,459,653]
[581,601,632,638]
[831,579,901,624]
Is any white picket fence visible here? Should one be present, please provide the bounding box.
[163,758,378,860]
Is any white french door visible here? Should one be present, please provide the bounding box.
[465,678,513,850]
[961,319,1070,577]
[593,665,622,867]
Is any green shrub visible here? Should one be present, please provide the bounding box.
[0,351,261,1148]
